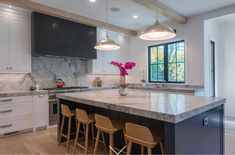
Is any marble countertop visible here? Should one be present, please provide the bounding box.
[0,90,48,97]
[129,86,202,94]
[57,89,225,123]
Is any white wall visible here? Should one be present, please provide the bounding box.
[127,4,235,86]
[204,21,220,96]
[219,21,235,117]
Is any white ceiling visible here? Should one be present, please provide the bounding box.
[30,0,235,31]
[159,0,235,17]
[209,13,235,24]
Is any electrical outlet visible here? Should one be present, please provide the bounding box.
[203,117,209,126]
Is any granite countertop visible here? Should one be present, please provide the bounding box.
[0,90,48,97]
[57,89,225,123]
[129,86,201,94]
[128,83,204,94]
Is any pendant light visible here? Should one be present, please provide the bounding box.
[139,0,176,41]
[94,0,120,51]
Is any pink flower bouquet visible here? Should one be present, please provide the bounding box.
[110,61,136,89]
[110,61,136,76]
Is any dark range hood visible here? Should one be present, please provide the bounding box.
[31,12,97,59]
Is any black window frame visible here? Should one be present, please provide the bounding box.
[148,40,185,83]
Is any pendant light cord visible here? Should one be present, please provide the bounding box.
[105,0,108,37]
[156,0,159,23]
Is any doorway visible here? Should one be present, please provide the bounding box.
[210,41,215,97]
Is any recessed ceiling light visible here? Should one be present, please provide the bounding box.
[89,0,96,3]
[132,15,138,19]
[110,7,120,12]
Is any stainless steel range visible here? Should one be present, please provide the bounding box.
[43,87,89,126]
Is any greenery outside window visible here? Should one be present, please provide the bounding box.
[149,40,185,83]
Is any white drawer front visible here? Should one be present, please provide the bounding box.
[0,96,32,109]
[0,103,32,123]
[0,118,32,135]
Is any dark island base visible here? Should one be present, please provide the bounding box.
[58,99,224,154]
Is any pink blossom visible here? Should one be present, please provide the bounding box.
[124,62,136,70]
[110,60,136,76]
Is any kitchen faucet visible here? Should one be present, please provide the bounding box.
[162,80,166,88]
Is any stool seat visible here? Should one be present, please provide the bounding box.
[58,104,75,153]
[73,109,95,154]
[93,114,125,155]
[125,122,164,155]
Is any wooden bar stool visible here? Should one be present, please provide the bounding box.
[125,122,164,155]
[73,108,95,154]
[58,104,75,152]
[93,114,125,155]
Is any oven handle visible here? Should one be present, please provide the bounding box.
[49,99,59,102]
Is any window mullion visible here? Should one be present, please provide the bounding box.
[156,46,158,82]
[175,43,178,82]
[164,44,168,83]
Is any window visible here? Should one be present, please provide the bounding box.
[149,40,185,83]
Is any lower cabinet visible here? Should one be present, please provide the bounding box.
[0,96,33,135]
[33,94,49,130]
[0,94,48,136]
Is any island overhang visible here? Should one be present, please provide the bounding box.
[57,89,225,123]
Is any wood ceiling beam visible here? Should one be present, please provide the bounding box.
[0,0,138,36]
[132,0,187,24]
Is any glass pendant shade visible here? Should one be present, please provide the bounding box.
[94,35,120,51]
[139,20,176,41]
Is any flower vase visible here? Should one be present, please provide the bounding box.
[119,76,128,96]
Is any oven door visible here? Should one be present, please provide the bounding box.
[49,99,58,126]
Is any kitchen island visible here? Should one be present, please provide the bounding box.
[57,89,225,154]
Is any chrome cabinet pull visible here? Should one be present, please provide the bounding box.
[0,99,13,102]
[0,124,12,128]
[0,110,13,113]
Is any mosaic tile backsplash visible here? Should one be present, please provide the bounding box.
[0,56,119,92]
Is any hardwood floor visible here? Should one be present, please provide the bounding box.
[0,127,106,154]
[0,120,235,154]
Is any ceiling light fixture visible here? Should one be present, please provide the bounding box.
[132,15,138,19]
[94,0,120,51]
[139,0,176,41]
[89,0,96,3]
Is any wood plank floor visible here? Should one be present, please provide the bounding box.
[0,123,235,154]
[0,127,106,154]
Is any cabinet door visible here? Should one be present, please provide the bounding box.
[0,12,10,72]
[10,14,31,72]
[33,94,49,128]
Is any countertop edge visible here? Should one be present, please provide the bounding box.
[57,94,177,123]
[175,98,226,123]
[0,90,48,97]
[57,94,225,124]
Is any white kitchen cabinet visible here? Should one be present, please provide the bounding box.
[0,96,33,135]
[33,94,49,130]
[0,9,31,73]
[0,93,49,136]
[87,29,130,75]
[0,12,10,71]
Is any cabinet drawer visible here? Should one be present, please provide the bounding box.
[0,96,32,108]
[0,103,32,123]
[0,118,32,135]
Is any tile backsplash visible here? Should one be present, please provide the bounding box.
[0,56,119,92]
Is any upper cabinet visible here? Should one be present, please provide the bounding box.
[0,8,31,73]
[87,29,130,74]
[31,12,97,59]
